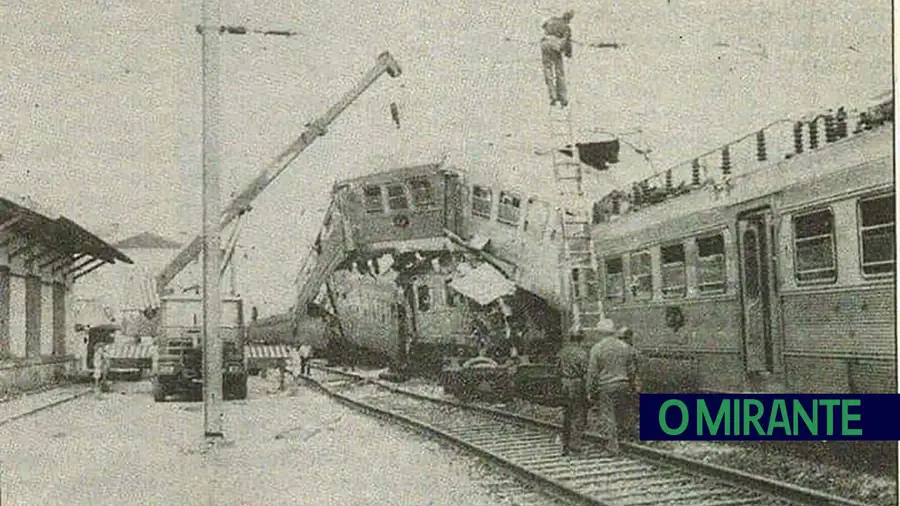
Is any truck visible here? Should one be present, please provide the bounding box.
[137,51,402,401]
[151,295,247,402]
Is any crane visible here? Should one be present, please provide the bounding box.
[153,51,402,298]
[121,52,402,400]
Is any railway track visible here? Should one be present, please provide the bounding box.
[305,366,872,506]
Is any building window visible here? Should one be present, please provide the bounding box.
[417,284,431,312]
[696,234,726,294]
[660,243,686,297]
[387,184,409,211]
[858,194,895,276]
[408,178,436,207]
[363,186,383,214]
[497,191,522,225]
[629,251,652,299]
[472,185,492,219]
[604,257,624,300]
[793,209,837,283]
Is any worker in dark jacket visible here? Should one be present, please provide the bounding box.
[557,326,589,456]
[586,326,640,455]
[541,10,574,107]
[618,326,642,441]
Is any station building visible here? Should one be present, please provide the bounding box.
[0,195,132,394]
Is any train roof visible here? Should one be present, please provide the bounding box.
[447,141,642,212]
[593,120,893,245]
[331,162,460,193]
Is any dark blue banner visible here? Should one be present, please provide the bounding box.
[639,394,899,441]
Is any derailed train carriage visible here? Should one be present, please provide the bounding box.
[293,149,622,399]
[592,97,895,394]
[296,163,567,377]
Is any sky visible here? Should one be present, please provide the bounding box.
[0,0,893,315]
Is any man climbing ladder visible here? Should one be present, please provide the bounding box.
[543,24,616,339]
[541,10,574,107]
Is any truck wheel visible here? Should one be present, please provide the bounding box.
[233,376,248,400]
[152,379,166,402]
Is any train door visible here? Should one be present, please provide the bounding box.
[442,172,464,235]
[736,209,776,373]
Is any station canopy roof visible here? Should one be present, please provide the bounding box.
[0,195,133,266]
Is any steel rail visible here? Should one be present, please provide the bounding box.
[306,374,598,506]
[310,365,871,506]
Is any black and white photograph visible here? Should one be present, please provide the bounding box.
[0,0,894,504]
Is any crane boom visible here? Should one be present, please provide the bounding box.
[155,51,402,294]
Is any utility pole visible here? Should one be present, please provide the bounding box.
[200,0,224,439]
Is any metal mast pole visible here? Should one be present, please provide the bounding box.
[200,0,224,439]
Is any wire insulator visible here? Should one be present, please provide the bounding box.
[808,120,819,150]
[825,111,837,143]
[755,130,767,161]
[691,159,701,186]
[793,122,804,154]
[721,146,731,176]
[836,107,848,138]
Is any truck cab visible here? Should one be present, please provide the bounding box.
[150,295,248,402]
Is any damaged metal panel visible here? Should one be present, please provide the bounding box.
[448,263,516,306]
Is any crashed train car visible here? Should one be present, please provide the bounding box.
[292,147,625,388]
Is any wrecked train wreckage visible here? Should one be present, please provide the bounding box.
[295,163,566,401]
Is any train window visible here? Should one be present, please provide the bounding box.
[660,244,686,297]
[472,185,493,219]
[408,178,436,207]
[363,186,384,214]
[696,234,727,294]
[417,284,432,312]
[629,251,653,299]
[793,209,837,283]
[604,257,624,300]
[858,194,895,276]
[387,184,409,210]
[444,281,457,307]
[497,191,523,225]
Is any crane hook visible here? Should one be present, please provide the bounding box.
[390,102,401,129]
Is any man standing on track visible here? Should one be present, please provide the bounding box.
[298,342,313,376]
[587,326,640,455]
[557,326,589,456]
[541,10,574,107]
[92,343,109,394]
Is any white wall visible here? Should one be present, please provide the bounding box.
[8,276,25,357]
[40,283,53,356]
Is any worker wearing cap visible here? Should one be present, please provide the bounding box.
[541,10,574,107]
[557,325,589,456]
[586,325,640,455]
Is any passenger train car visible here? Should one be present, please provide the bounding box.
[592,98,894,394]
[245,311,326,350]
